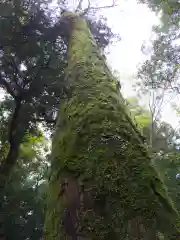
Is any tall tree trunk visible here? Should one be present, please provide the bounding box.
[44,12,180,240]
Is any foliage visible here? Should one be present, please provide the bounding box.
[138,0,180,93]
[0,0,117,121]
[2,141,48,240]
[139,0,180,29]
[3,169,46,240]
[1,129,49,240]
[125,97,152,130]
[138,32,180,93]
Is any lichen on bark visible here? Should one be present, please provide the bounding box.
[44,12,180,240]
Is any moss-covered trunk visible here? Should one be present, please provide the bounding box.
[44,12,180,240]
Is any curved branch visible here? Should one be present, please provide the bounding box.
[0,75,16,99]
[81,0,117,16]
[76,0,84,11]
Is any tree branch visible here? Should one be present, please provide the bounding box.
[76,0,84,11]
[0,74,16,99]
[81,0,117,16]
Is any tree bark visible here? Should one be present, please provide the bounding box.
[44,12,180,240]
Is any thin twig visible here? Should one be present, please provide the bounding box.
[81,0,117,16]
[76,0,84,11]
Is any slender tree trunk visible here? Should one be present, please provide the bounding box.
[0,102,31,239]
[0,102,31,186]
[44,12,180,240]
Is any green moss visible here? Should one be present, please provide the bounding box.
[44,12,180,239]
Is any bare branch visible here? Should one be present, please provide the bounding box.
[92,0,116,9]
[81,0,117,16]
[76,0,84,11]
[0,74,16,99]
